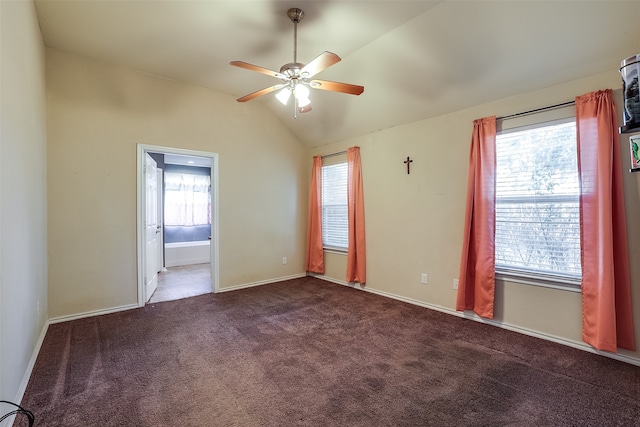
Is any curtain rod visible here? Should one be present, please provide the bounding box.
[321,150,347,159]
[497,100,575,121]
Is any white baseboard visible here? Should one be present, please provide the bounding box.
[217,273,307,293]
[48,273,308,323]
[2,320,50,427]
[48,303,140,324]
[310,274,640,367]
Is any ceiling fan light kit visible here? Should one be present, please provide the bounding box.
[275,87,292,105]
[230,7,364,117]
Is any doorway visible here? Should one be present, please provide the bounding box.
[149,263,211,303]
[137,144,219,307]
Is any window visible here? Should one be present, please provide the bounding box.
[321,162,348,249]
[495,119,581,285]
[164,172,211,227]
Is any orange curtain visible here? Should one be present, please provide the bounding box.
[305,156,324,274]
[576,89,635,352]
[456,117,497,319]
[346,147,366,283]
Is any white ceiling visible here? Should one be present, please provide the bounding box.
[34,0,640,147]
[163,153,212,168]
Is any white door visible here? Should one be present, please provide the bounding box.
[145,153,159,301]
[157,168,164,272]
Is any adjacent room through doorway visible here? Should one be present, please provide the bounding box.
[137,145,219,306]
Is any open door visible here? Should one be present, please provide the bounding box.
[145,153,159,301]
[138,144,220,307]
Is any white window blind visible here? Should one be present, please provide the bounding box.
[495,119,581,282]
[322,162,348,249]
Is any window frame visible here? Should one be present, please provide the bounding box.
[494,114,582,292]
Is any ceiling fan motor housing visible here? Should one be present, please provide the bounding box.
[287,8,304,23]
[280,62,306,79]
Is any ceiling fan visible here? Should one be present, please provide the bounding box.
[230,8,364,116]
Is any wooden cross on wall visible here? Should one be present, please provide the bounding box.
[404,156,413,174]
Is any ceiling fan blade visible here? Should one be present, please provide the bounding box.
[309,79,364,96]
[236,84,286,102]
[230,61,287,79]
[299,104,312,113]
[300,51,341,78]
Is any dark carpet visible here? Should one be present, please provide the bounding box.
[17,277,640,426]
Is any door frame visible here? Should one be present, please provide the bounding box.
[136,144,220,307]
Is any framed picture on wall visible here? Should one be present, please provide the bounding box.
[629,134,640,171]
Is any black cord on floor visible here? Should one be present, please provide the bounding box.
[0,400,34,427]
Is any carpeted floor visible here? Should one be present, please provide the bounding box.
[16,277,640,426]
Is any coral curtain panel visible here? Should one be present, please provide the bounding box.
[456,117,497,319]
[576,89,635,352]
[346,147,366,283]
[305,156,325,274]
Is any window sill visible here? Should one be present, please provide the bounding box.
[323,247,347,255]
[496,270,581,293]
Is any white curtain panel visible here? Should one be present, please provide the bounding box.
[164,172,211,226]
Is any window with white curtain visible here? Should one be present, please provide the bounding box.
[495,118,581,286]
[321,162,348,250]
[164,172,211,227]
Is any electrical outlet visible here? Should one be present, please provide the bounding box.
[282,257,287,265]
[421,273,428,284]
[453,279,459,290]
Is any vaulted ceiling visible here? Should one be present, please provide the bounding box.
[34,0,640,147]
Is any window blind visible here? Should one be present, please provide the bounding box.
[495,120,581,280]
[321,162,348,249]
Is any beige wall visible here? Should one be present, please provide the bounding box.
[46,49,308,319]
[14,17,640,392]
[0,0,48,404]
[312,70,640,362]
[3,2,638,414]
